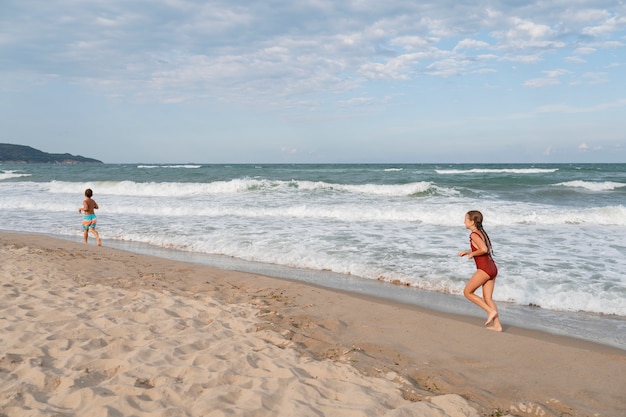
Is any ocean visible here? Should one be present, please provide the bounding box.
[1,163,625,348]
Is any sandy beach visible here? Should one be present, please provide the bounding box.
[1,232,624,417]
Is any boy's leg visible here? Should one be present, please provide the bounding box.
[91,228,102,246]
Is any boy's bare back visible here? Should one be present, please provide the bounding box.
[82,198,98,214]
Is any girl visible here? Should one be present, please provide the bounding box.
[458,210,501,331]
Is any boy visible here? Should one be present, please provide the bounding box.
[79,188,102,246]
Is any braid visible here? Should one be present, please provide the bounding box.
[478,225,494,256]
[467,210,494,256]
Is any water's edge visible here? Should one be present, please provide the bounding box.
[47,233,625,351]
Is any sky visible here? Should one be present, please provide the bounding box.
[1,0,625,164]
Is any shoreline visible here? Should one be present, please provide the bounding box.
[38,232,626,351]
[2,231,625,417]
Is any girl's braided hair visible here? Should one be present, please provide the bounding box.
[467,210,494,255]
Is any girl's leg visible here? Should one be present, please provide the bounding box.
[482,278,502,331]
[463,270,498,326]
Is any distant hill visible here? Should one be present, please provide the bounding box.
[0,143,103,164]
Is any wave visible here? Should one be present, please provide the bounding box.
[492,205,626,226]
[94,227,626,318]
[305,181,446,197]
[46,194,619,226]
[0,170,31,181]
[138,165,202,169]
[436,168,558,175]
[46,179,448,198]
[555,181,626,192]
[48,180,249,196]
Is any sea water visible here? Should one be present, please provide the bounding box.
[1,163,625,348]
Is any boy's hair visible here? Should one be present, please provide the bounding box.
[85,188,93,198]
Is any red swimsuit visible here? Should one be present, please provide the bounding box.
[470,232,498,279]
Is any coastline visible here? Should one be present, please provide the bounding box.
[1,231,625,416]
[53,233,626,351]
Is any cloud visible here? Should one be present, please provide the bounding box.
[522,69,570,88]
[1,0,625,109]
[582,15,626,36]
[582,71,609,84]
[338,96,376,106]
[391,36,435,51]
[535,99,626,114]
[576,143,604,152]
[543,69,570,78]
[502,54,542,64]
[523,77,560,88]
[565,56,587,63]
[573,47,596,55]
[359,53,424,80]
[523,68,569,88]
[281,147,298,155]
[453,39,491,51]
[491,17,559,50]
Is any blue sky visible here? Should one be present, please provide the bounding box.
[1,0,625,163]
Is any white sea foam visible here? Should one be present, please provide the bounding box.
[436,168,558,174]
[48,180,252,196]
[0,170,31,180]
[13,180,626,226]
[138,164,202,169]
[46,179,447,198]
[332,182,438,196]
[491,205,626,226]
[555,180,626,192]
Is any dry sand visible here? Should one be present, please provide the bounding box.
[1,232,624,417]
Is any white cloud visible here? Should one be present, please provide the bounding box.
[454,38,491,50]
[573,47,596,55]
[339,96,376,106]
[565,56,587,63]
[523,68,571,88]
[523,77,560,88]
[281,147,298,155]
[492,17,555,47]
[426,57,472,77]
[543,69,570,78]
[583,16,626,37]
[473,68,497,75]
[391,36,434,51]
[535,99,626,114]
[501,54,542,64]
[582,71,609,84]
[359,51,438,80]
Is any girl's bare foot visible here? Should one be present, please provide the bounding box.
[486,316,503,332]
[485,310,498,326]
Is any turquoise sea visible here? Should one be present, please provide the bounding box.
[1,163,625,349]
